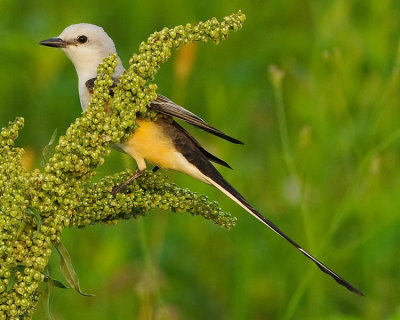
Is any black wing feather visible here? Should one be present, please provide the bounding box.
[150,95,244,145]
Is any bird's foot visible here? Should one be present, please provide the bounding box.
[111,169,145,197]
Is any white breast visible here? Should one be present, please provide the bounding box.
[78,80,92,110]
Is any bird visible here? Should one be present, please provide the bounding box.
[39,23,363,296]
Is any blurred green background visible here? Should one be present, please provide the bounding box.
[1,0,400,319]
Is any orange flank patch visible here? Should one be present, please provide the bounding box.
[120,119,208,183]
[123,119,178,170]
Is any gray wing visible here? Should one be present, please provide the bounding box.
[85,78,244,145]
[150,95,244,145]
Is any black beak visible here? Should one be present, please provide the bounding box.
[39,37,68,48]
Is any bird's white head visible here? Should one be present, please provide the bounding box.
[40,23,125,80]
[40,23,125,109]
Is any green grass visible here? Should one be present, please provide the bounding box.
[1,0,400,319]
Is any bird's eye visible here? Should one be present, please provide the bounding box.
[77,35,88,43]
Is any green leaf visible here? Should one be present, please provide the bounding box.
[40,128,58,167]
[7,264,26,292]
[54,242,95,297]
[52,278,69,289]
[26,207,42,238]
[43,275,69,289]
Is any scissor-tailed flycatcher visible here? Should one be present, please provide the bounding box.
[40,23,362,295]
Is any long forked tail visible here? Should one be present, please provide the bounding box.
[203,172,364,296]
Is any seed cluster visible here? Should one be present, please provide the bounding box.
[0,119,46,319]
[70,171,236,229]
[0,11,244,319]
